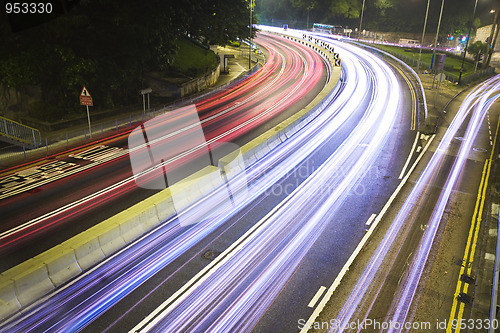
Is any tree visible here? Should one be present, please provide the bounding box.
[329,0,361,19]
[468,41,488,69]
[0,0,253,119]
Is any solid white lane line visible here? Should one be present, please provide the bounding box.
[308,286,327,308]
[398,131,419,179]
[365,214,377,226]
[300,134,435,333]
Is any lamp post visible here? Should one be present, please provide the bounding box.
[431,0,445,72]
[458,0,479,84]
[417,0,431,71]
[307,7,310,31]
[249,0,254,70]
[358,0,366,41]
[486,8,499,68]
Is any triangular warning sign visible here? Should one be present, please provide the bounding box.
[80,86,91,97]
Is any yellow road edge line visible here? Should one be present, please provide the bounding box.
[447,159,488,333]
[448,110,500,333]
[393,65,417,131]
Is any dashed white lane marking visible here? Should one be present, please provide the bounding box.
[307,286,327,308]
[365,213,377,226]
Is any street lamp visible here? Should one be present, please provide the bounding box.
[458,0,479,84]
[249,0,254,70]
[358,0,366,41]
[417,0,431,71]
[486,8,499,68]
[431,0,446,72]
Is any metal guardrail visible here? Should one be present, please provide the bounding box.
[0,116,41,148]
[349,41,429,131]
[380,49,496,85]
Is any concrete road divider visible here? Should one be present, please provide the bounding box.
[195,166,225,196]
[98,223,127,256]
[44,249,82,287]
[0,280,20,321]
[153,189,177,223]
[129,198,162,234]
[0,32,342,322]
[170,165,226,227]
[73,237,106,271]
[10,259,55,308]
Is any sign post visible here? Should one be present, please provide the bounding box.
[139,88,152,114]
[434,73,446,108]
[80,86,93,138]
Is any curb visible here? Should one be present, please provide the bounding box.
[0,32,342,322]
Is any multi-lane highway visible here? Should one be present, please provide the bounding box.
[0,27,426,332]
[0,33,327,272]
[308,74,500,333]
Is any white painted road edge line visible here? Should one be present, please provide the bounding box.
[398,131,419,179]
[365,214,377,226]
[128,160,312,332]
[308,286,327,308]
[300,134,435,333]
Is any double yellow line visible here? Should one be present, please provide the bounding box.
[392,65,417,131]
[447,113,500,332]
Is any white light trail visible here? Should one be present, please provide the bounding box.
[331,74,500,333]
[131,35,402,333]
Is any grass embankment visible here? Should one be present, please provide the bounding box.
[372,44,476,77]
[170,38,219,77]
[27,38,218,124]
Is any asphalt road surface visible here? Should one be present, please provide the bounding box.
[0,33,328,272]
[0,31,423,333]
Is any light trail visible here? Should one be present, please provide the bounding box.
[1,33,403,332]
[130,36,402,333]
[0,33,325,255]
[330,74,500,333]
[0,33,334,331]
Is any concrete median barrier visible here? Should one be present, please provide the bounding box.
[11,260,55,308]
[44,249,82,287]
[117,198,161,245]
[0,280,21,321]
[98,223,127,256]
[153,189,177,224]
[191,166,224,196]
[73,237,106,271]
[169,165,223,215]
[133,198,162,232]
[0,32,342,321]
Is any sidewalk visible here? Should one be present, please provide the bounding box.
[419,73,465,132]
[410,73,500,331]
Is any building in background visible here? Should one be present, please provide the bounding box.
[474,24,500,67]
